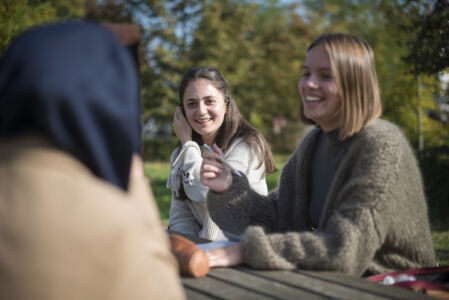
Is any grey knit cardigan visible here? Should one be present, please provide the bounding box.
[207,118,436,276]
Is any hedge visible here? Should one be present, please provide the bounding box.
[418,146,449,229]
[142,136,178,162]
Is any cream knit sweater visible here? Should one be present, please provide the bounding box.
[167,139,267,241]
[207,119,436,275]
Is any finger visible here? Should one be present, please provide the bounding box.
[202,171,220,180]
[202,157,225,170]
[173,112,178,123]
[202,151,222,161]
[212,143,224,156]
[202,163,224,173]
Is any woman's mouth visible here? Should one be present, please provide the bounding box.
[305,96,323,102]
[196,118,212,124]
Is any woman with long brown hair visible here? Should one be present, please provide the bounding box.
[167,66,275,241]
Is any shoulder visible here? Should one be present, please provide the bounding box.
[169,146,181,163]
[355,118,409,152]
[360,118,404,140]
[348,118,416,174]
[225,138,251,156]
[169,141,201,165]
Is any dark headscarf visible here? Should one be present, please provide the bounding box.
[0,21,141,190]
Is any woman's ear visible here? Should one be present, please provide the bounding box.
[225,97,230,114]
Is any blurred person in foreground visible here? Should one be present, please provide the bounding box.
[0,21,185,299]
[199,33,435,276]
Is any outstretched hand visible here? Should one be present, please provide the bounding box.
[173,106,192,145]
[206,243,243,268]
[200,144,233,193]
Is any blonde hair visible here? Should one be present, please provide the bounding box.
[300,33,382,140]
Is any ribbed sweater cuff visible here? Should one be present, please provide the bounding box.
[241,226,295,270]
[207,173,252,234]
[207,172,250,207]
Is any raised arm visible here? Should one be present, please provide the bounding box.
[201,144,286,234]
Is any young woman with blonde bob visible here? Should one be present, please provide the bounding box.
[200,33,436,276]
[167,66,276,241]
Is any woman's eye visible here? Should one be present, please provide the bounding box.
[321,74,333,80]
[206,99,215,105]
[186,102,196,108]
[301,72,310,78]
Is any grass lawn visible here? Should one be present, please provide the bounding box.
[145,153,449,266]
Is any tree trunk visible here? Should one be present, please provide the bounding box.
[417,74,423,151]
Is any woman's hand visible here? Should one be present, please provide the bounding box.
[206,243,243,268]
[173,106,192,145]
[200,144,233,193]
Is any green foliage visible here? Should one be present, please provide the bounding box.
[418,146,449,230]
[134,0,311,152]
[382,0,449,75]
[432,231,449,266]
[145,161,172,222]
[130,0,448,152]
[0,0,87,54]
[302,0,447,149]
[142,136,178,162]
[0,0,55,53]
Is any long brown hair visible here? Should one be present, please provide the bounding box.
[299,33,382,140]
[178,66,276,174]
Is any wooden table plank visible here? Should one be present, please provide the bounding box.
[183,272,275,299]
[239,267,399,300]
[298,270,435,300]
[184,287,220,300]
[206,268,328,300]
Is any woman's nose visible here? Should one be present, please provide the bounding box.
[198,102,207,114]
[305,76,319,88]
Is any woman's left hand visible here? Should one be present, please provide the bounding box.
[206,243,243,268]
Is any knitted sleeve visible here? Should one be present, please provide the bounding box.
[240,207,382,275]
[207,158,292,235]
[207,144,304,235]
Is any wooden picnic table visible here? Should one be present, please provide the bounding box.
[174,232,434,300]
[182,267,434,299]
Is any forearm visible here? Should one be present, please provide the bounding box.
[239,207,381,275]
[178,142,210,201]
[207,173,279,234]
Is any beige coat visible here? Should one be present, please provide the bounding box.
[0,135,185,300]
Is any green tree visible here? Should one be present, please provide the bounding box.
[301,0,443,149]
[381,0,448,148]
[161,1,311,136]
[0,0,87,54]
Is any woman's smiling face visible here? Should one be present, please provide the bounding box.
[299,43,342,132]
[183,78,227,145]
